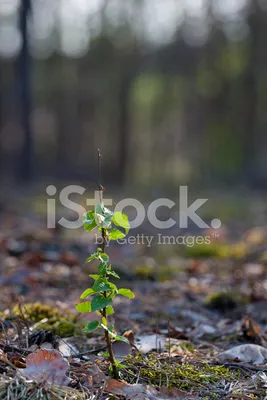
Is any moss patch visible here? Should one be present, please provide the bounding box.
[204,291,249,311]
[123,353,237,394]
[3,303,82,337]
[184,243,229,259]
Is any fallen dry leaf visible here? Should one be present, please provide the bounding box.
[157,386,199,399]
[241,315,262,341]
[86,364,106,385]
[105,379,199,399]
[123,330,136,344]
[10,354,26,369]
[112,340,132,358]
[219,344,267,365]
[19,349,70,385]
[135,334,166,354]
[105,378,158,399]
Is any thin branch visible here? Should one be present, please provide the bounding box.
[97,149,118,379]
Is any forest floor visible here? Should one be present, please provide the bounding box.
[0,192,267,399]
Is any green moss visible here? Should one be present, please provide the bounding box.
[165,340,195,353]
[184,243,229,259]
[135,264,185,281]
[135,265,155,280]
[123,353,237,394]
[204,291,249,311]
[10,303,82,337]
[229,242,247,259]
[157,265,184,282]
[182,342,195,352]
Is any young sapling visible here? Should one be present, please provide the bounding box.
[76,150,134,378]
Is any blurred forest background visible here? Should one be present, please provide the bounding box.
[1,0,267,191]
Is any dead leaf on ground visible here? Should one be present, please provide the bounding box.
[157,386,199,399]
[135,335,165,354]
[105,379,155,398]
[161,324,188,340]
[219,344,267,365]
[112,340,132,358]
[83,363,106,386]
[10,354,26,368]
[190,324,216,338]
[123,329,136,344]
[241,315,263,343]
[19,349,70,385]
[105,379,199,399]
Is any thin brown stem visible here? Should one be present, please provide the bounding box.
[98,149,104,203]
[101,226,118,378]
[97,149,118,379]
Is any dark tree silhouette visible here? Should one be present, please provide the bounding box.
[18,0,33,181]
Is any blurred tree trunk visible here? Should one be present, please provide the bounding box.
[0,64,2,179]
[117,72,131,184]
[18,0,33,181]
[242,2,259,186]
[117,61,137,185]
[246,3,267,187]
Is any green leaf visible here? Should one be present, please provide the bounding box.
[87,251,109,265]
[102,317,107,326]
[86,253,98,263]
[108,282,118,292]
[107,270,120,279]
[112,212,130,234]
[91,295,112,312]
[83,211,97,232]
[108,229,125,240]
[95,203,105,215]
[101,323,117,339]
[115,335,130,343]
[98,261,108,275]
[83,320,100,332]
[99,203,113,217]
[95,213,105,226]
[101,324,113,334]
[89,274,99,281]
[76,302,91,313]
[105,305,114,315]
[103,206,113,216]
[80,288,95,299]
[107,282,118,299]
[103,215,112,229]
[93,278,110,293]
[95,203,113,228]
[117,288,135,299]
[99,253,109,262]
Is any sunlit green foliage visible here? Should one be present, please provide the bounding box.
[76,200,134,377]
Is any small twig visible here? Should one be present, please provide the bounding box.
[221,395,255,400]
[17,301,30,348]
[68,346,106,359]
[0,356,17,370]
[212,361,267,372]
[0,320,10,345]
[97,149,104,201]
[167,320,171,365]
